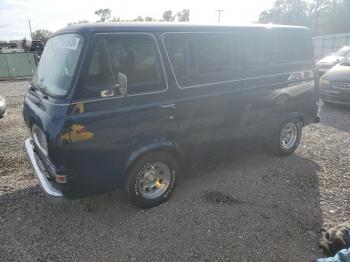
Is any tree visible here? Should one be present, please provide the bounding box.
[258,0,350,35]
[144,16,155,22]
[133,16,144,22]
[335,0,350,33]
[110,16,121,22]
[162,10,175,22]
[258,0,310,26]
[67,20,89,26]
[94,8,112,22]
[176,9,190,22]
[32,29,52,43]
[309,0,333,34]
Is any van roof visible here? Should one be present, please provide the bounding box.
[54,22,310,36]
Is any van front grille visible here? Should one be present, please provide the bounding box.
[331,81,350,89]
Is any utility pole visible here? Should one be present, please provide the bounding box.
[28,19,33,40]
[215,9,224,23]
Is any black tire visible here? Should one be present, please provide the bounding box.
[125,151,178,209]
[266,118,302,156]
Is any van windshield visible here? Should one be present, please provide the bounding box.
[341,56,350,66]
[335,46,350,56]
[32,34,84,97]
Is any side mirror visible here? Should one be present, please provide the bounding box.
[100,72,128,98]
[118,72,128,97]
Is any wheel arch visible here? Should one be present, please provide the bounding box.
[282,112,305,126]
[123,141,184,178]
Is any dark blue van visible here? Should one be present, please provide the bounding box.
[23,23,320,208]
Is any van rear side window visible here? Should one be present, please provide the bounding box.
[272,33,313,63]
[196,37,232,74]
[242,34,269,65]
[164,33,240,88]
[82,34,164,99]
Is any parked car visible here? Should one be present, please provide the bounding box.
[0,95,6,117]
[29,40,44,52]
[319,54,350,105]
[22,23,319,208]
[317,46,350,75]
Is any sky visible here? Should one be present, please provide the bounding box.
[0,0,275,40]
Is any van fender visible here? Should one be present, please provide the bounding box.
[266,112,305,138]
[123,140,184,175]
[281,112,305,126]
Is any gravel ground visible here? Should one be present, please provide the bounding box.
[0,80,349,262]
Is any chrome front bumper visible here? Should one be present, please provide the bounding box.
[320,88,350,105]
[25,138,63,197]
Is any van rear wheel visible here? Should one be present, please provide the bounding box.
[125,151,177,209]
[266,118,302,156]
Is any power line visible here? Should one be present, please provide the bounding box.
[215,9,224,23]
[28,20,33,40]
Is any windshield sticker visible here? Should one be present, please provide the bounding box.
[61,37,80,50]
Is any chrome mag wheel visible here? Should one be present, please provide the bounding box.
[138,162,171,200]
[280,122,298,150]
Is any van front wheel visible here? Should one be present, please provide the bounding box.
[266,118,302,156]
[125,152,177,209]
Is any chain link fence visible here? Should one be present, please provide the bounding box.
[313,33,350,60]
[0,52,36,80]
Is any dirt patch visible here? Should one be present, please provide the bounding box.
[203,191,247,205]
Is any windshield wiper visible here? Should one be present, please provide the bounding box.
[29,82,39,93]
[29,82,48,99]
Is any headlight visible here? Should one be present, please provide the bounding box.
[32,124,48,156]
[0,96,4,107]
[319,79,331,88]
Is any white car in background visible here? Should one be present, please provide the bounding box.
[317,46,350,75]
[319,54,350,105]
[0,95,6,117]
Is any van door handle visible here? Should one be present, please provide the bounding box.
[160,103,176,109]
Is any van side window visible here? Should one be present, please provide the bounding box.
[242,35,268,65]
[81,34,164,99]
[196,37,232,74]
[164,38,190,79]
[108,35,160,86]
[272,33,313,63]
[272,35,297,63]
[85,40,114,92]
[164,33,241,88]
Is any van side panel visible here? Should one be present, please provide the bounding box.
[67,28,318,191]
[23,25,319,199]
[163,30,318,158]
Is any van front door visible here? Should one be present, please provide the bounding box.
[67,33,176,187]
